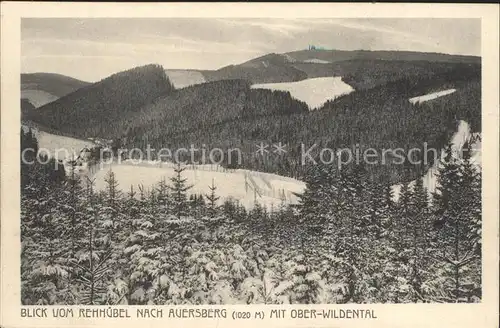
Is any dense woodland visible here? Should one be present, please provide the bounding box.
[285,49,480,65]
[295,60,479,90]
[20,127,481,305]
[121,76,480,184]
[203,51,480,86]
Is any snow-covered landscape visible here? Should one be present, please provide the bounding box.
[165,69,206,89]
[409,89,456,104]
[22,125,96,161]
[21,89,58,108]
[302,58,330,64]
[251,77,355,109]
[92,161,306,209]
[19,17,483,307]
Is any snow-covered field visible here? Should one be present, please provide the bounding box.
[165,70,206,89]
[21,90,58,107]
[92,161,306,209]
[409,89,456,104]
[391,120,481,201]
[22,125,97,178]
[251,77,355,110]
[23,127,95,161]
[303,58,330,64]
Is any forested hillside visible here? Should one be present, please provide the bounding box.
[202,54,308,84]
[120,75,480,183]
[295,60,479,90]
[285,49,480,64]
[25,78,309,140]
[23,57,481,186]
[182,50,480,86]
[21,72,90,98]
[23,64,175,138]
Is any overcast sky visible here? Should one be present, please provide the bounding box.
[21,18,481,82]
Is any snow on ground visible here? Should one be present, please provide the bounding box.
[251,77,355,110]
[92,161,306,209]
[391,120,481,202]
[22,125,97,176]
[21,90,58,107]
[282,53,296,63]
[409,89,456,104]
[303,58,330,64]
[165,70,206,89]
[34,130,95,161]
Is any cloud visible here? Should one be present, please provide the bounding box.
[214,18,313,39]
[327,19,442,51]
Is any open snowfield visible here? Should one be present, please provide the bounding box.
[409,89,456,104]
[303,58,330,64]
[22,124,96,162]
[165,70,206,89]
[21,90,58,107]
[251,77,355,110]
[92,161,306,209]
[391,120,481,201]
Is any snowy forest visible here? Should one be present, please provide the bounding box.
[20,128,481,305]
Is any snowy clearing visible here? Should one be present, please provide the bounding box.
[22,124,96,163]
[303,58,330,64]
[409,89,456,104]
[165,70,206,89]
[391,120,481,202]
[21,90,58,108]
[282,53,296,63]
[251,77,355,110]
[92,161,306,209]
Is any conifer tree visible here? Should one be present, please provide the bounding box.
[73,178,113,305]
[168,163,193,220]
[433,142,481,302]
[205,179,220,218]
[406,175,433,302]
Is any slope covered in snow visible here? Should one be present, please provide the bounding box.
[165,69,206,89]
[409,89,456,104]
[92,161,306,209]
[21,90,59,108]
[251,77,354,110]
[21,124,97,182]
[303,58,330,64]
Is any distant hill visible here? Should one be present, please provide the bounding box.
[285,49,481,64]
[202,53,307,84]
[23,64,175,138]
[29,78,308,141]
[165,49,480,88]
[21,73,90,107]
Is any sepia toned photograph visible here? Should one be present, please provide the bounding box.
[18,16,485,306]
[1,4,499,328]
